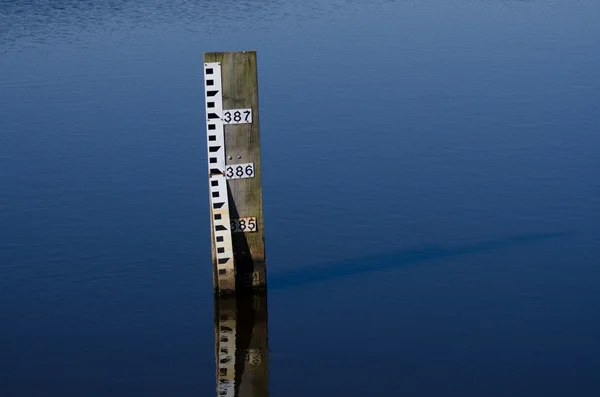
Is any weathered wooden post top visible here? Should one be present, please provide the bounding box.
[203,51,266,295]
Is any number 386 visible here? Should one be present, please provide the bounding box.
[226,164,254,179]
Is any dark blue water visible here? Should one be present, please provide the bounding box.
[2,1,600,396]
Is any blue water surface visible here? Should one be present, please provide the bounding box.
[1,1,600,396]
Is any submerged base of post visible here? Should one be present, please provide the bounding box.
[214,292,269,395]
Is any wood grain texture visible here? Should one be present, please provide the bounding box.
[204,51,266,293]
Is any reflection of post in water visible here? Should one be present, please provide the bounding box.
[214,293,269,397]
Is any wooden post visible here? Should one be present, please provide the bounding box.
[203,51,266,295]
[214,293,269,397]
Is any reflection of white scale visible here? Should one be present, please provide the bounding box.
[214,295,269,397]
[217,311,236,397]
[203,62,257,289]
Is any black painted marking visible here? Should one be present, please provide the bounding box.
[208,124,216,130]
[207,90,218,96]
[210,168,222,175]
[214,214,222,220]
[215,225,226,231]
[220,358,231,364]
[213,202,224,209]
[211,180,218,187]
[221,326,233,332]
[212,192,220,198]
[208,113,220,119]
[206,68,213,74]
[209,146,221,152]
[219,269,227,275]
[207,102,215,108]
[217,236,224,242]
[218,258,230,264]
[210,157,217,163]
[207,80,214,86]
[219,368,227,376]
[209,135,216,141]
[218,247,225,253]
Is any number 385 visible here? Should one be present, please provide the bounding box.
[231,217,257,233]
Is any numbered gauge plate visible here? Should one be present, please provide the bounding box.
[226,163,254,180]
[223,108,252,125]
[231,217,257,233]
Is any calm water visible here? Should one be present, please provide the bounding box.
[2,0,600,395]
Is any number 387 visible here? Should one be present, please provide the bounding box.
[223,109,251,124]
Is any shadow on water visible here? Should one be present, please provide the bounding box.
[268,232,570,291]
[209,232,567,396]
[214,293,269,397]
